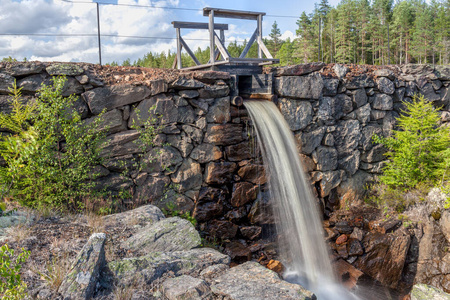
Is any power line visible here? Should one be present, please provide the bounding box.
[0,33,250,43]
[58,0,299,18]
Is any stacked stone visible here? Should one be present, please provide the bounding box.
[0,62,268,261]
[273,63,450,216]
[2,62,450,268]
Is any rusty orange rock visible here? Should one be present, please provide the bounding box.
[336,234,348,245]
[267,259,284,274]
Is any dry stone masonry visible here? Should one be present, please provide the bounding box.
[2,62,450,297]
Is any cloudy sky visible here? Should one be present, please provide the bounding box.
[0,0,339,64]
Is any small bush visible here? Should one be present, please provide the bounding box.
[371,94,450,211]
[0,77,106,210]
[0,244,29,299]
[373,94,450,189]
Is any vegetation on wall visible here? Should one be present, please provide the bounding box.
[371,94,450,211]
[0,77,106,211]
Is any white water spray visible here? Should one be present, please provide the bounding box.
[245,100,359,300]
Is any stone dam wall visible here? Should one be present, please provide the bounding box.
[1,61,450,266]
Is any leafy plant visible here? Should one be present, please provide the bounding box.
[0,244,29,299]
[373,94,450,189]
[162,202,197,226]
[0,77,106,210]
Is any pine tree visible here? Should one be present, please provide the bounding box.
[268,21,283,57]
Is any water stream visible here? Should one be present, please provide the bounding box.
[244,100,359,300]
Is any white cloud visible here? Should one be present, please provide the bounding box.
[0,0,182,64]
[0,0,293,64]
[281,30,294,41]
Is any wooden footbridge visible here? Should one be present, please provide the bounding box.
[172,7,279,75]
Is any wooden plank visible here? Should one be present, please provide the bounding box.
[179,37,201,66]
[179,60,230,71]
[239,29,258,58]
[257,15,262,58]
[214,33,230,60]
[230,57,279,63]
[172,21,228,30]
[203,7,265,20]
[209,10,215,65]
[257,36,273,59]
[176,28,182,69]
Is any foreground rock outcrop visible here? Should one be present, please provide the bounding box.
[0,204,314,299]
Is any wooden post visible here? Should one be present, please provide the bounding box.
[176,28,182,69]
[257,14,262,59]
[96,3,102,65]
[209,10,215,65]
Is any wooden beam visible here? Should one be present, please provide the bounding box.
[257,36,273,59]
[239,29,258,58]
[203,7,266,20]
[214,33,230,60]
[179,60,230,71]
[209,10,215,65]
[176,28,182,69]
[229,57,279,63]
[172,21,228,30]
[257,15,262,58]
[179,37,201,66]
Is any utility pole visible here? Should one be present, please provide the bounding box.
[387,22,390,64]
[318,17,321,62]
[97,2,102,66]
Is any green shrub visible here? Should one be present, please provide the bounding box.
[373,94,450,189]
[0,244,29,299]
[0,77,106,210]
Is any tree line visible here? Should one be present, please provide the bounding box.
[111,0,450,68]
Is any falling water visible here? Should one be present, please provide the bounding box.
[244,100,359,300]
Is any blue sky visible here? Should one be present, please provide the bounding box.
[0,0,338,64]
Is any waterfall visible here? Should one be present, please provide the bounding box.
[244,100,359,300]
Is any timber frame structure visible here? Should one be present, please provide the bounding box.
[172,7,279,73]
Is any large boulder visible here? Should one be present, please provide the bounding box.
[312,146,338,172]
[128,94,177,126]
[354,231,411,289]
[3,62,44,76]
[411,284,450,300]
[83,84,151,115]
[204,124,243,146]
[206,97,230,123]
[46,63,84,76]
[377,77,395,95]
[278,98,313,131]
[317,95,352,123]
[237,164,266,185]
[107,248,230,286]
[275,73,324,99]
[122,217,201,255]
[272,62,325,77]
[296,127,325,155]
[190,143,223,163]
[101,204,164,230]
[171,158,202,192]
[83,109,126,134]
[99,130,143,157]
[162,275,212,300]
[58,233,106,300]
[204,162,237,185]
[210,261,315,300]
[333,119,361,157]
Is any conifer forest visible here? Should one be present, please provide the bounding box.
[111,0,449,68]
